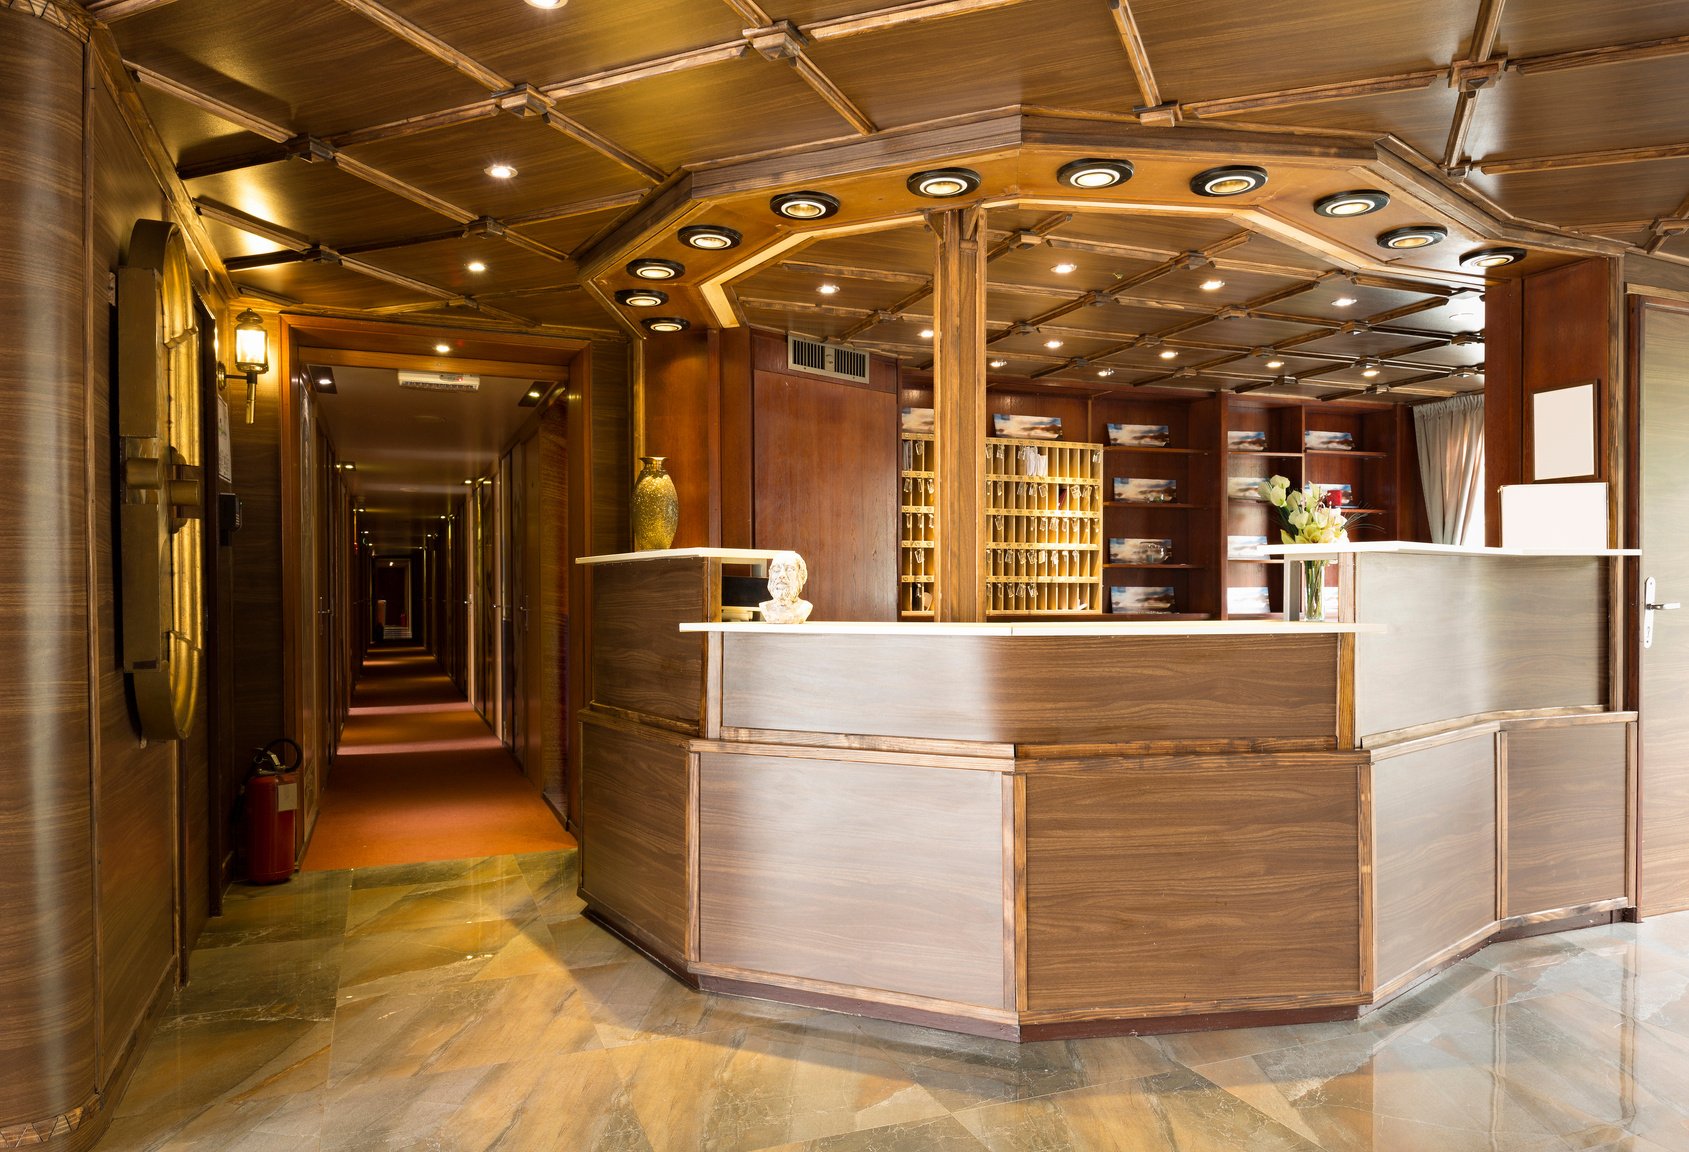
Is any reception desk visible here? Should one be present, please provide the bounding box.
[576,545,1635,1039]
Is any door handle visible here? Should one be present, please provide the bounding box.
[1644,576,1679,650]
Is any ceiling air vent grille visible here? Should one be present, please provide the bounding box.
[397,371,480,393]
[786,333,870,384]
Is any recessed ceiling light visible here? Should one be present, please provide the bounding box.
[642,317,690,333]
[1200,278,1225,291]
[484,163,517,179]
[1314,190,1390,217]
[1377,225,1448,250]
[434,342,451,354]
[1333,296,1357,308]
[1461,246,1526,269]
[463,479,475,485]
[989,358,1008,368]
[1359,359,1381,378]
[1266,358,1285,369]
[1052,262,1078,275]
[919,329,934,339]
[1096,367,1115,377]
[907,167,981,198]
[678,224,742,250]
[627,258,683,280]
[1191,165,1268,197]
[770,190,840,220]
[465,260,486,273]
[524,0,565,8]
[1057,158,1134,189]
[817,283,840,295]
[1158,349,1178,360]
[615,288,668,307]
[1044,338,1064,349]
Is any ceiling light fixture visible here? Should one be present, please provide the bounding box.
[919,328,934,339]
[1191,165,1268,197]
[989,358,1008,368]
[906,167,981,198]
[642,317,690,333]
[1359,359,1381,378]
[627,258,683,280]
[1044,338,1064,349]
[1057,158,1134,189]
[770,190,840,220]
[678,224,742,250]
[1266,358,1285,369]
[214,308,270,424]
[1461,246,1526,269]
[1159,349,1178,360]
[1314,189,1390,217]
[817,283,840,295]
[1096,367,1115,377]
[1200,278,1225,291]
[1377,225,1448,251]
[484,163,517,179]
[615,288,668,307]
[1052,262,1078,275]
[1333,296,1357,308]
[524,0,565,8]
[433,342,452,354]
[465,260,486,273]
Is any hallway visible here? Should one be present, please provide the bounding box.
[300,648,572,872]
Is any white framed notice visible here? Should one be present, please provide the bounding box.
[1531,382,1597,480]
[1500,482,1607,550]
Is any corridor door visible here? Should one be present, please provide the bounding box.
[1637,297,1689,915]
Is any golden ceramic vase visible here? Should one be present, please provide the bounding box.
[633,455,679,551]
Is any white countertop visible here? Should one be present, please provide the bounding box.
[681,620,1384,636]
[577,547,781,565]
[1265,542,1638,558]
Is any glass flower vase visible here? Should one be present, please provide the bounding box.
[1301,560,1328,622]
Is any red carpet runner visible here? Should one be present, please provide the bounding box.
[300,647,573,871]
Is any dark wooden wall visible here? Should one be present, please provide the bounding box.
[537,404,570,818]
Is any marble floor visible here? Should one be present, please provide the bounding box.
[99,850,1689,1152]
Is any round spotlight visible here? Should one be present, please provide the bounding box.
[1265,358,1285,370]
[1200,278,1226,291]
[627,258,684,280]
[434,342,452,354]
[770,190,840,220]
[679,225,742,251]
[484,163,517,179]
[919,329,934,339]
[1377,225,1448,251]
[1052,262,1078,275]
[524,0,565,7]
[1461,246,1526,269]
[1191,165,1268,197]
[1158,349,1178,360]
[1044,339,1064,350]
[1057,158,1134,189]
[615,288,669,308]
[816,283,840,296]
[988,358,1008,369]
[465,260,487,273]
[642,317,691,333]
[1314,190,1390,218]
[906,167,981,199]
[1096,367,1116,378]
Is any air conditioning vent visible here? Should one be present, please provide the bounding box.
[786,333,871,384]
[397,371,480,392]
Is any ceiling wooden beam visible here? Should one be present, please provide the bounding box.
[805,0,1026,41]
[195,198,312,248]
[1441,0,1508,172]
[787,51,878,135]
[1184,69,1446,120]
[126,60,292,142]
[541,42,749,101]
[330,0,508,90]
[297,347,569,378]
[1646,189,1689,255]
[1507,32,1689,76]
[327,102,500,149]
[538,110,665,182]
[720,0,770,24]
[86,0,181,19]
[1475,141,1689,176]
[1106,0,1165,116]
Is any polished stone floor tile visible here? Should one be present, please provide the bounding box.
[760,1115,989,1151]
[195,871,351,950]
[168,937,343,1025]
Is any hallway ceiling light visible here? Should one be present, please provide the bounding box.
[1359,359,1381,377]
[817,283,840,295]
[627,258,683,280]
[463,479,474,484]
[433,342,452,354]
[770,190,840,220]
[1461,246,1526,269]
[1052,262,1078,275]
[1191,165,1267,197]
[1266,358,1285,369]
[1057,158,1133,189]
[484,163,517,179]
[525,0,565,8]
[642,317,690,333]
[907,167,981,198]
[919,328,934,339]
[615,288,668,307]
[1332,296,1357,308]
[1096,367,1115,377]
[989,358,1008,368]
[679,225,742,250]
[310,366,337,393]
[1377,225,1447,250]
[465,261,486,273]
[1044,338,1063,349]
[1158,349,1178,360]
[1200,278,1225,291]
[1314,190,1390,217]
[335,461,356,470]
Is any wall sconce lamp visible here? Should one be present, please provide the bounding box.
[216,308,269,424]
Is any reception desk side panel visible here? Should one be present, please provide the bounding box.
[695,751,1011,1012]
[1503,719,1630,917]
[588,557,709,729]
[1022,755,1364,1016]
[579,713,691,961]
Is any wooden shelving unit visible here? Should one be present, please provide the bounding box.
[898,432,935,617]
[985,436,1103,616]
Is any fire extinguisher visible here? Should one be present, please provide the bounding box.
[245,737,302,884]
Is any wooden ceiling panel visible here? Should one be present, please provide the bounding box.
[987,244,1162,293]
[506,292,624,332]
[339,116,645,218]
[203,217,294,262]
[291,318,584,361]
[1132,0,1473,105]
[1295,327,1455,361]
[370,0,745,84]
[738,266,922,315]
[233,261,441,310]
[113,0,491,138]
[742,302,860,343]
[985,290,1177,337]
[513,207,641,258]
[553,57,851,170]
[137,86,274,173]
[1473,159,1689,227]
[1468,56,1689,162]
[1177,315,1330,347]
[187,162,454,247]
[796,228,937,277]
[1495,0,1689,57]
[1225,86,1461,161]
[804,0,1135,128]
[352,236,575,297]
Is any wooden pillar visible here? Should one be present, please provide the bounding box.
[932,208,988,622]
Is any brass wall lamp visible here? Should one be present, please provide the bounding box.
[216,308,269,423]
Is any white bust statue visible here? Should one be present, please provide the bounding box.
[759,550,812,624]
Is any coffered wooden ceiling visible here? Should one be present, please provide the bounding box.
[92,0,1689,375]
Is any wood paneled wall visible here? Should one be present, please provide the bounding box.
[537,404,569,817]
[589,341,632,556]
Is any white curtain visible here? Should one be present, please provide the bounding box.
[1413,394,1486,545]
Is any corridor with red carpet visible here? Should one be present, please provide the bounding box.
[300,646,573,871]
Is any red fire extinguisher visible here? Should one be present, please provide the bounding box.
[245,738,302,884]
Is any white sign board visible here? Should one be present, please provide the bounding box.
[1532,382,1596,480]
[1500,482,1607,550]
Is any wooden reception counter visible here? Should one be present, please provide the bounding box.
[576,546,1636,1039]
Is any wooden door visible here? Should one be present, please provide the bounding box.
[1637,298,1689,915]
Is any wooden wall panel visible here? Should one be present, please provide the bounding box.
[639,331,714,549]
[1505,721,1629,916]
[589,340,632,556]
[751,367,899,622]
[1353,554,1606,739]
[1484,279,1522,546]
[1521,259,1612,485]
[579,718,689,957]
[718,328,755,549]
[537,404,570,818]
[1024,756,1362,1012]
[1372,732,1496,986]
[231,318,286,795]
[588,557,708,727]
[697,752,1009,1009]
[721,632,1338,745]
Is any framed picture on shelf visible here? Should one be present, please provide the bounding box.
[1112,585,1176,614]
[1113,476,1178,503]
[1227,534,1268,558]
[1228,429,1268,452]
[900,407,934,434]
[1227,585,1271,615]
[993,413,1062,440]
[1109,537,1172,563]
[1317,482,1355,505]
[1228,475,1268,500]
[1106,423,1170,447]
[1305,429,1354,451]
